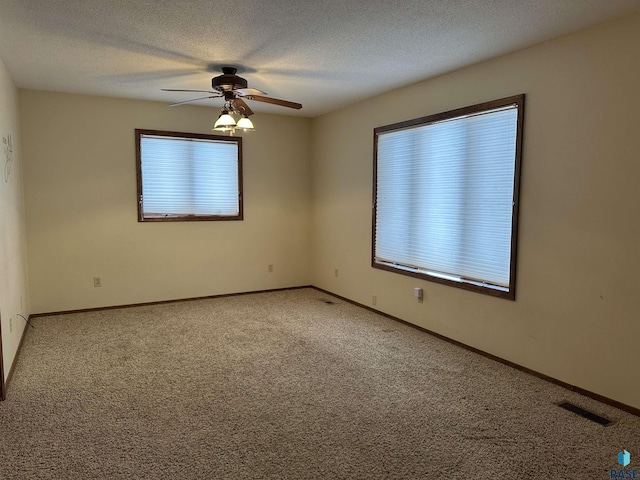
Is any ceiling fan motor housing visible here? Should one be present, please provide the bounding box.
[212,67,248,91]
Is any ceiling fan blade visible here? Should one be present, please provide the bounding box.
[230,97,254,116]
[162,88,217,93]
[170,95,221,107]
[235,87,267,96]
[245,95,302,110]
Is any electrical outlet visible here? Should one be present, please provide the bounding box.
[414,287,424,304]
[334,268,339,278]
[93,277,102,288]
[268,264,274,273]
[372,295,377,306]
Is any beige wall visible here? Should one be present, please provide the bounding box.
[20,91,312,313]
[311,13,640,409]
[0,58,30,381]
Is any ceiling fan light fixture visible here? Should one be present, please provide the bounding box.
[165,66,301,135]
[213,110,237,131]
[236,115,255,131]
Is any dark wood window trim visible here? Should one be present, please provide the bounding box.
[372,95,525,300]
[135,129,243,222]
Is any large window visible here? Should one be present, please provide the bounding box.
[372,95,524,299]
[135,129,242,222]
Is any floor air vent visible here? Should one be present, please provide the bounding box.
[319,299,335,304]
[557,402,612,426]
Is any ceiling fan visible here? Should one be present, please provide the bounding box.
[162,66,303,116]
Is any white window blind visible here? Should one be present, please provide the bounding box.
[139,133,240,219]
[374,100,522,295]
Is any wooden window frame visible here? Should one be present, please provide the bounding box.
[135,129,243,222]
[372,95,525,300]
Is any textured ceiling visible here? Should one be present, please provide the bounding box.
[1,0,639,117]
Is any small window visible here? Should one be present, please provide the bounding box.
[372,95,524,299]
[135,129,243,222]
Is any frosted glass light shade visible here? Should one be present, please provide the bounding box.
[236,116,254,131]
[214,113,237,130]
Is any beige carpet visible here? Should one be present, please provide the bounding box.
[0,288,638,479]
